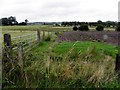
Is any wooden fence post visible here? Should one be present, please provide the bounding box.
[18,44,23,69]
[48,31,50,36]
[17,36,24,68]
[43,31,45,40]
[115,54,120,73]
[37,30,40,43]
[115,54,120,80]
[4,34,12,48]
[3,33,12,62]
[28,35,30,46]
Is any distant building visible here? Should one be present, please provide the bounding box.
[27,22,62,26]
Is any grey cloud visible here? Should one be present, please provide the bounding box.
[1,0,119,22]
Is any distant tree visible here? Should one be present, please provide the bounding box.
[78,24,89,31]
[96,25,104,31]
[0,16,29,26]
[8,16,18,25]
[73,26,78,31]
[25,19,28,24]
[18,22,27,25]
[105,21,111,27]
[1,18,9,25]
[97,20,102,24]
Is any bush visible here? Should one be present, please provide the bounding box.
[78,24,89,31]
[116,25,120,31]
[96,25,104,31]
[73,26,78,31]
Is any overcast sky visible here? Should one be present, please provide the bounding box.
[0,0,120,22]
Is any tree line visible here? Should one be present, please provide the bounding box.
[61,20,118,27]
[0,16,28,26]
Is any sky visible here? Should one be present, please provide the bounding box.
[0,0,120,22]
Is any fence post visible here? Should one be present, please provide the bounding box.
[37,30,40,43]
[3,34,12,62]
[17,36,23,69]
[4,34,12,47]
[28,35,30,46]
[48,31,50,36]
[18,44,23,69]
[115,54,120,74]
[43,31,45,40]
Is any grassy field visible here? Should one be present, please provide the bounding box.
[1,25,71,44]
[3,41,119,88]
[1,25,72,32]
[1,25,116,42]
[33,41,118,58]
[1,25,115,42]
[2,25,119,88]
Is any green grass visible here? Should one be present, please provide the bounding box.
[3,41,120,88]
[2,25,118,88]
[32,41,53,53]
[1,25,72,31]
[24,41,119,88]
[33,41,118,58]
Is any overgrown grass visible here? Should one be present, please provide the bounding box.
[3,41,120,88]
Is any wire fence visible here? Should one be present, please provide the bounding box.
[11,33,38,53]
[2,29,67,61]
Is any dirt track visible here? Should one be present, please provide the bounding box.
[57,31,120,46]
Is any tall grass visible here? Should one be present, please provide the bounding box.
[2,41,120,88]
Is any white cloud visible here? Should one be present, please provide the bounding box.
[0,0,119,22]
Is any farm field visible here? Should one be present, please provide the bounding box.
[1,25,71,42]
[1,25,116,42]
[2,25,120,88]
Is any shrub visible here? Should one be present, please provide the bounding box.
[73,26,78,31]
[116,25,120,31]
[78,24,89,31]
[96,25,104,31]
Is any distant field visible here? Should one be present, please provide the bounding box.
[1,25,71,38]
[1,25,72,31]
[1,25,71,44]
[1,25,115,32]
[0,25,116,44]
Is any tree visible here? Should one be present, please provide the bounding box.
[25,19,28,24]
[78,24,89,31]
[18,22,27,25]
[96,25,104,31]
[8,16,18,25]
[73,26,78,31]
[0,16,29,26]
[1,18,9,25]
[97,20,102,24]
